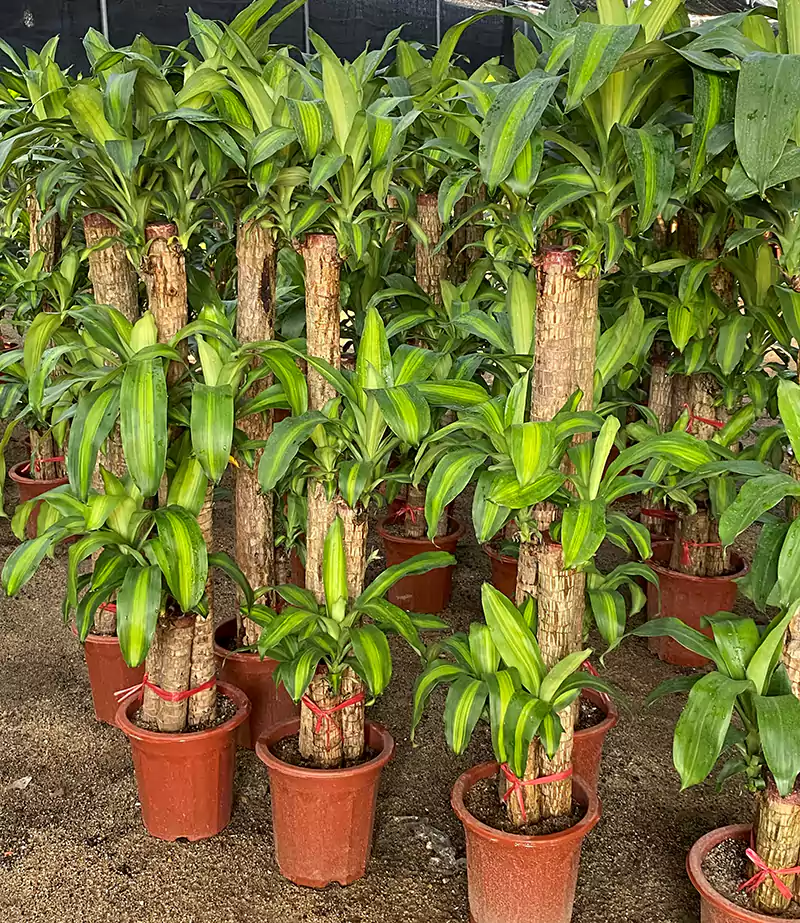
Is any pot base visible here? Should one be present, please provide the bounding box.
[116,681,250,841]
[256,719,395,888]
[687,824,798,922]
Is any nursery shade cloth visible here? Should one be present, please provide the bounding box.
[2,0,757,69]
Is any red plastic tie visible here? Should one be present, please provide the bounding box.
[500,764,573,823]
[738,847,800,902]
[301,691,367,749]
[682,403,724,433]
[582,660,599,677]
[640,508,678,522]
[114,673,217,704]
[680,539,722,567]
[33,455,65,472]
[394,503,424,524]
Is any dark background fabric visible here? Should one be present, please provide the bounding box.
[1,0,751,71]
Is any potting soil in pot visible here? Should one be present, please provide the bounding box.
[577,698,605,731]
[132,693,237,732]
[270,735,379,769]
[701,838,800,918]
[464,776,585,836]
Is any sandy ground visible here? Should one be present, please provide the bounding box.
[0,431,764,923]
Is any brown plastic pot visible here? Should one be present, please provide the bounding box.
[573,689,618,796]
[377,515,464,613]
[452,763,601,923]
[72,607,144,725]
[485,543,518,600]
[646,542,747,667]
[9,460,68,538]
[687,824,797,922]
[116,680,250,841]
[214,617,297,749]
[256,718,395,888]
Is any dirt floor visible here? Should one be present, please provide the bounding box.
[0,431,766,923]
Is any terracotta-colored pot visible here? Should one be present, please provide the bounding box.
[214,618,297,749]
[452,763,601,923]
[116,681,250,841]
[573,689,618,796]
[9,460,69,538]
[256,719,395,888]
[485,543,518,600]
[687,824,797,922]
[72,607,145,725]
[646,542,748,667]
[377,515,464,613]
[273,408,291,423]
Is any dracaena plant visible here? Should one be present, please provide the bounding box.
[626,402,783,578]
[629,605,800,914]
[411,582,614,826]
[1,471,248,668]
[247,515,453,769]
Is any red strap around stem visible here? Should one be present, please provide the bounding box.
[301,691,367,749]
[680,539,722,567]
[582,660,599,677]
[393,503,424,524]
[33,455,65,471]
[640,508,679,522]
[114,674,217,704]
[738,847,800,902]
[682,403,724,433]
[500,764,574,823]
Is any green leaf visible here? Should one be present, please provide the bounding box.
[257,411,327,491]
[565,22,640,112]
[486,669,520,763]
[753,694,800,797]
[482,583,544,694]
[350,624,392,697]
[152,506,208,611]
[423,449,487,541]
[311,31,358,150]
[596,296,645,385]
[744,521,790,613]
[478,69,560,191]
[356,551,456,607]
[116,565,161,667]
[257,607,317,655]
[373,385,430,445]
[630,617,722,666]
[67,388,120,502]
[323,516,348,616]
[561,498,607,569]
[469,622,500,674]
[716,314,752,376]
[688,69,735,194]
[280,647,324,702]
[286,98,333,160]
[620,126,675,231]
[506,270,535,357]
[444,676,488,755]
[704,614,760,681]
[539,648,592,704]
[191,383,234,484]
[472,469,512,545]
[120,358,167,499]
[166,455,208,517]
[718,473,800,546]
[588,416,621,499]
[357,598,425,655]
[503,691,550,778]
[645,673,703,706]
[507,422,554,487]
[778,379,800,463]
[410,660,467,738]
[674,671,751,789]
[735,52,800,194]
[2,533,55,597]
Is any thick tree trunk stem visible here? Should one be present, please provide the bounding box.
[28,196,59,272]
[154,613,195,733]
[752,780,800,914]
[671,509,729,577]
[416,193,447,303]
[235,220,277,646]
[83,213,138,321]
[188,487,217,727]
[141,222,187,386]
[299,234,341,411]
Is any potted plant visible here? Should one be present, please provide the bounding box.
[413,582,613,923]
[254,514,454,887]
[2,471,257,841]
[631,605,800,918]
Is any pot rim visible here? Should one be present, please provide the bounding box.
[647,550,748,585]
[451,761,601,846]
[482,542,518,565]
[376,514,465,548]
[686,824,797,923]
[577,687,619,739]
[8,459,69,487]
[116,679,250,743]
[213,616,279,666]
[255,717,394,779]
